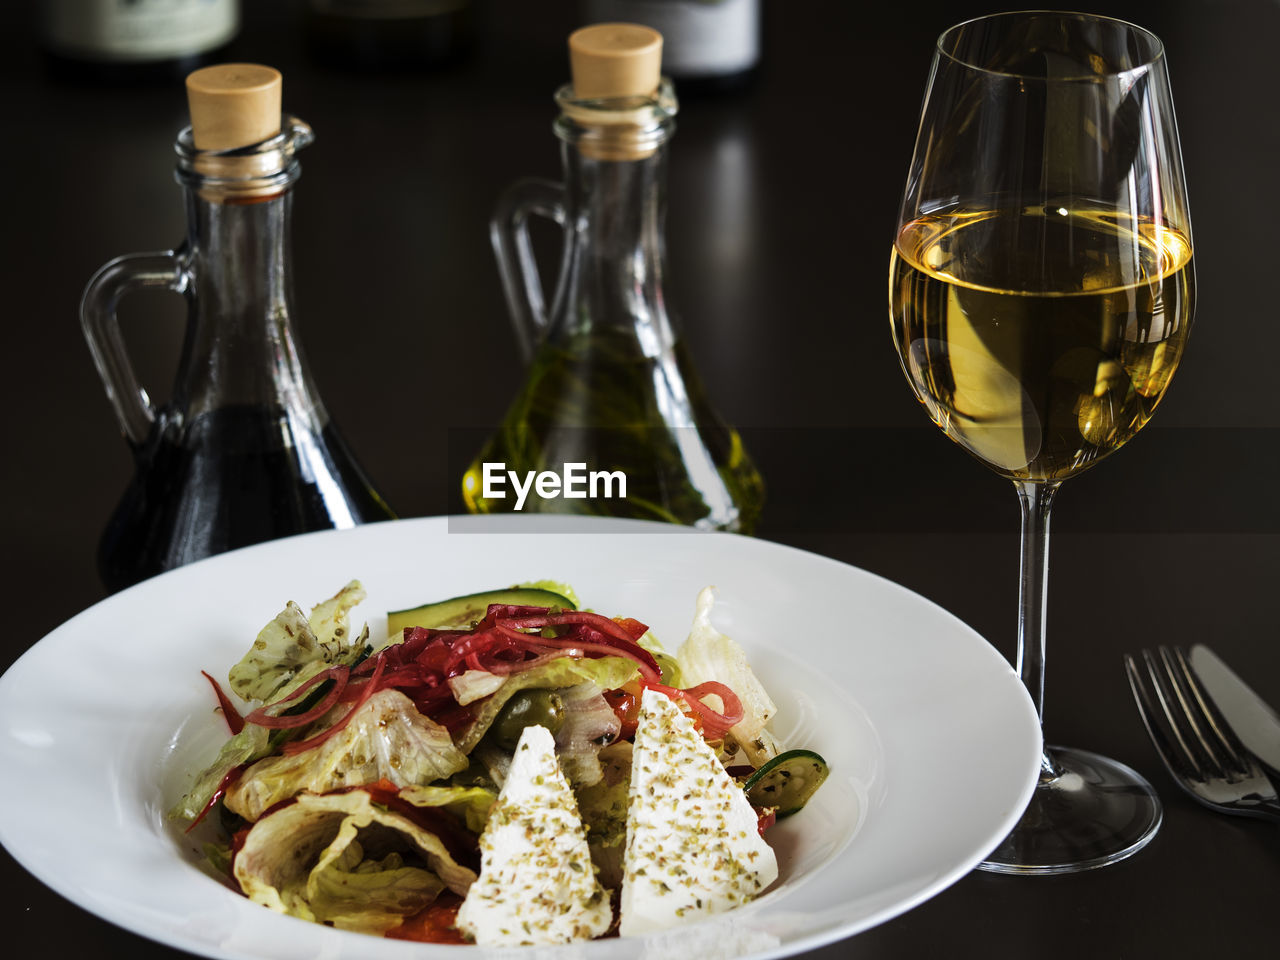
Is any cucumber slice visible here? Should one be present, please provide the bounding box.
[742,749,829,817]
[387,587,575,633]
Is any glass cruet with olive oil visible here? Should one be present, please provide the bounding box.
[81,64,394,593]
[462,24,763,532]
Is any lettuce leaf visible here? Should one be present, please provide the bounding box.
[677,587,779,766]
[447,669,506,706]
[398,784,498,834]
[468,743,512,789]
[553,682,622,787]
[228,581,368,705]
[574,740,632,889]
[225,690,469,821]
[203,840,234,877]
[233,789,476,934]
[309,582,367,652]
[455,655,640,754]
[168,721,271,822]
[308,846,443,933]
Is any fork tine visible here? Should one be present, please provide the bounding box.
[1142,648,1207,777]
[1127,648,1280,822]
[1151,646,1236,780]
[1124,651,1198,782]
[1163,646,1254,777]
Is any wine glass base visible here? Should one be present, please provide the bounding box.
[978,745,1162,876]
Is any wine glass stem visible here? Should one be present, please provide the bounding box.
[1014,478,1062,779]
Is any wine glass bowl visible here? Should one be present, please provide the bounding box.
[891,203,1193,482]
[890,12,1194,874]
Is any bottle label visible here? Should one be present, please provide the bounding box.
[584,0,760,77]
[43,0,239,61]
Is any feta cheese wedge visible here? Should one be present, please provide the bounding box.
[455,724,611,945]
[619,688,778,936]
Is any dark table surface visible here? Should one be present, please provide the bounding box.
[3,1,1278,956]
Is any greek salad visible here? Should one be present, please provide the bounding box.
[170,580,828,945]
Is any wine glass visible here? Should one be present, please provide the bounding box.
[890,12,1194,874]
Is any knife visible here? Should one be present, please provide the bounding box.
[1188,644,1280,774]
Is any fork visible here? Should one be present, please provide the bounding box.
[1124,646,1280,824]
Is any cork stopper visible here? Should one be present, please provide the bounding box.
[185,63,282,151]
[568,23,663,99]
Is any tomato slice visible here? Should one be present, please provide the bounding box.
[386,892,467,944]
[755,807,777,835]
[603,686,640,741]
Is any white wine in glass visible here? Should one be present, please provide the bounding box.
[890,12,1194,873]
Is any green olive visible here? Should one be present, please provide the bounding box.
[489,689,566,751]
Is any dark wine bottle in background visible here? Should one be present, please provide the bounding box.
[41,0,240,83]
[304,0,474,71]
[581,0,760,93]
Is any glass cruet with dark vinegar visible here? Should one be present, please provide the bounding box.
[82,64,394,593]
[461,24,764,532]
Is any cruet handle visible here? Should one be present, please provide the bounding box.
[80,250,190,447]
[489,177,566,362]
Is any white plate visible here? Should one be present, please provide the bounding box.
[0,516,1040,960]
